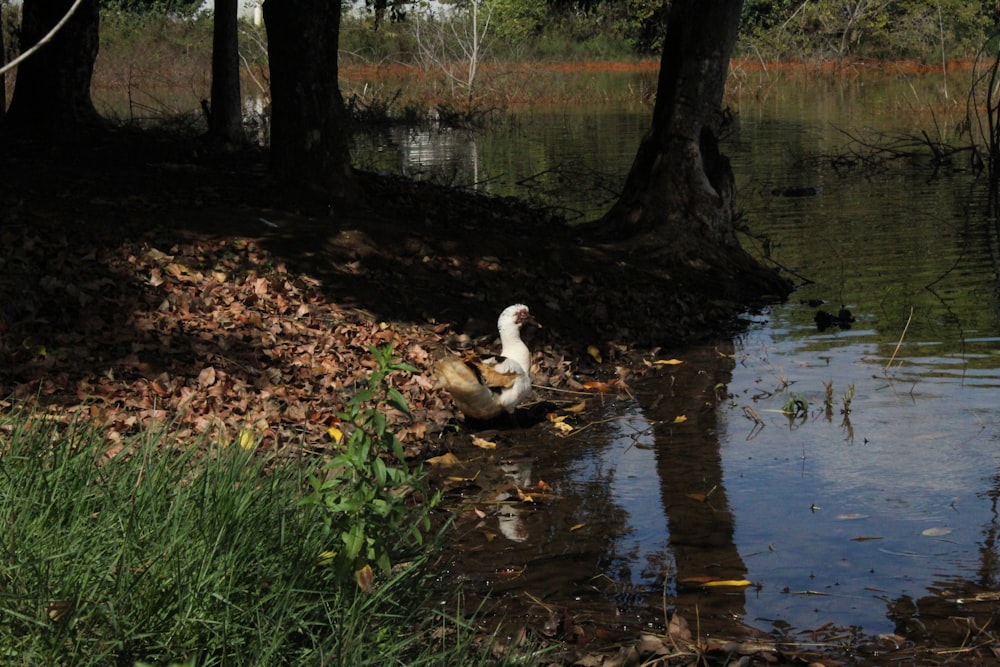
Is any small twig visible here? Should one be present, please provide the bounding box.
[532,384,591,397]
[885,307,914,372]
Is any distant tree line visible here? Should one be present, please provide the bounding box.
[5,0,998,67]
[347,0,1000,62]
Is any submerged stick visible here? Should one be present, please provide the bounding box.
[885,307,914,371]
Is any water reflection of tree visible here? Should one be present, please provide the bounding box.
[631,343,749,630]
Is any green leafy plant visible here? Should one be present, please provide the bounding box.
[303,344,440,582]
[781,392,809,419]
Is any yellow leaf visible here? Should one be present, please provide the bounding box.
[428,453,460,466]
[672,415,687,423]
[587,345,603,363]
[237,429,255,450]
[327,426,343,443]
[569,523,585,531]
[355,564,375,592]
[547,413,569,423]
[563,401,588,413]
[316,550,336,567]
[471,435,496,449]
[552,421,574,434]
[703,579,752,588]
[653,358,684,366]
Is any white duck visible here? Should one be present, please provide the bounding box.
[434,304,533,420]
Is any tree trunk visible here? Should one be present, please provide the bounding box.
[263,0,355,197]
[601,0,743,258]
[5,0,100,131]
[208,0,245,146]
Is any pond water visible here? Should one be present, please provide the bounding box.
[361,69,1000,646]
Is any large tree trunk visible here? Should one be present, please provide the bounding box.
[207,0,245,146]
[5,0,100,131]
[601,0,743,258]
[263,0,355,197]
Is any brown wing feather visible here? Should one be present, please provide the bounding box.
[467,358,520,391]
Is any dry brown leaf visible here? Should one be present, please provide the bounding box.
[471,435,496,449]
[427,453,460,466]
[355,564,375,593]
[668,613,692,642]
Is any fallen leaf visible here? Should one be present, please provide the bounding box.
[563,401,587,413]
[327,426,343,443]
[236,429,255,449]
[587,345,603,363]
[471,435,496,449]
[355,564,375,592]
[668,613,692,641]
[638,633,670,657]
[582,381,612,392]
[653,358,684,366]
[552,421,573,434]
[46,600,74,623]
[427,453,460,466]
[703,579,753,588]
[569,523,585,531]
[197,366,216,388]
[672,414,687,423]
[921,526,953,537]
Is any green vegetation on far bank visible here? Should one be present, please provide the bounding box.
[6,0,998,120]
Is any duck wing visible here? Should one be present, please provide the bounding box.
[469,355,524,391]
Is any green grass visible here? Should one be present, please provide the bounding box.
[0,413,522,666]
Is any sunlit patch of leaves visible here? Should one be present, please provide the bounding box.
[0,232,455,452]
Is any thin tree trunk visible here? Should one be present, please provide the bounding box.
[208,0,244,146]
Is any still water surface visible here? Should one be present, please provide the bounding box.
[356,72,1000,641]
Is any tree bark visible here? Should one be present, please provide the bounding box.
[208,0,245,146]
[601,0,744,257]
[5,0,100,131]
[263,0,355,197]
